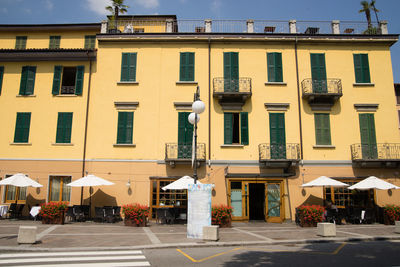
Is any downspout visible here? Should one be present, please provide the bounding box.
[81,52,93,204]
[208,37,211,163]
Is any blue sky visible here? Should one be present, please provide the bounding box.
[1,0,400,82]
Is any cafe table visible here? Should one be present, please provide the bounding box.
[30,206,41,220]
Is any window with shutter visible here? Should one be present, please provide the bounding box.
[179,52,195,81]
[353,54,371,83]
[0,66,4,95]
[224,112,248,145]
[269,113,286,159]
[267,52,283,82]
[49,36,61,49]
[359,113,377,159]
[177,112,193,158]
[19,66,36,95]
[117,112,134,144]
[314,113,331,145]
[84,35,96,49]
[14,112,31,143]
[121,53,137,82]
[224,52,239,92]
[56,112,73,143]
[310,53,327,93]
[15,36,27,49]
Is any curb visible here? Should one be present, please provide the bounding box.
[1,235,399,252]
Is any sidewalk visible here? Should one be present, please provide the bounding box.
[0,220,399,251]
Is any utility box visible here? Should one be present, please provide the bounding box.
[317,222,336,237]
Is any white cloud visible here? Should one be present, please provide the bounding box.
[211,0,221,10]
[134,0,159,9]
[44,0,53,10]
[87,0,110,15]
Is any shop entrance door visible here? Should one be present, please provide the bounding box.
[265,183,283,223]
[249,183,265,220]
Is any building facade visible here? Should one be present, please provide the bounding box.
[0,16,399,222]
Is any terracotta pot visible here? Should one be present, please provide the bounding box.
[124,217,147,227]
[41,211,65,225]
[384,214,395,225]
[213,217,232,228]
[300,217,317,227]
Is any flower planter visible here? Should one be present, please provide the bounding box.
[124,217,147,227]
[213,217,232,228]
[384,214,395,225]
[42,211,65,225]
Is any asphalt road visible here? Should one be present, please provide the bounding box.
[144,241,400,267]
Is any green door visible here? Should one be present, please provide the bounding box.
[269,113,286,159]
[310,53,327,93]
[178,112,193,159]
[224,52,239,92]
[359,114,377,159]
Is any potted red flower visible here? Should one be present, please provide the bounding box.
[39,201,68,224]
[122,203,149,227]
[212,204,233,228]
[297,205,324,227]
[383,205,400,225]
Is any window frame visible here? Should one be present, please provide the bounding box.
[224,112,249,145]
[14,112,31,143]
[48,176,72,202]
[353,53,371,84]
[314,113,332,145]
[179,52,195,82]
[49,36,61,49]
[4,175,27,203]
[120,53,137,82]
[56,112,73,144]
[19,66,36,96]
[84,35,96,49]
[15,36,27,49]
[116,111,134,144]
[52,65,84,96]
[267,52,283,83]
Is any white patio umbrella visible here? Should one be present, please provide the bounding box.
[0,173,43,204]
[348,176,400,190]
[301,176,349,188]
[67,175,114,217]
[162,175,202,191]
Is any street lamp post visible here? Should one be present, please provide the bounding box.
[188,86,205,184]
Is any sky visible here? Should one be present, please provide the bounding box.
[1,0,400,82]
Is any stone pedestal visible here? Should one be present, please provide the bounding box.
[17,226,37,244]
[317,222,336,237]
[395,221,400,234]
[203,225,219,241]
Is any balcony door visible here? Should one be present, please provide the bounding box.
[224,52,239,92]
[178,112,193,159]
[269,113,286,159]
[310,53,327,93]
[359,113,377,159]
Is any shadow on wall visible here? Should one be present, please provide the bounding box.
[23,194,46,217]
[299,194,324,207]
[82,188,118,207]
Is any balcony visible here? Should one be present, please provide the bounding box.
[213,78,252,110]
[301,79,342,109]
[351,143,400,168]
[258,143,300,170]
[165,143,206,167]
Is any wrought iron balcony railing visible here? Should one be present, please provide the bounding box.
[213,78,252,94]
[351,143,400,160]
[301,79,342,95]
[60,86,76,94]
[259,143,300,161]
[165,143,206,161]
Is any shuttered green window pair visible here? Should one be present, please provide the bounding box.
[121,53,137,82]
[314,113,331,145]
[14,113,31,143]
[117,112,134,144]
[267,52,283,82]
[0,66,4,95]
[84,35,96,49]
[19,66,36,95]
[353,54,371,83]
[180,52,195,81]
[224,112,249,145]
[52,65,84,95]
[56,113,73,143]
[15,36,27,49]
[49,36,61,49]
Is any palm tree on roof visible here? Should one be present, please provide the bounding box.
[359,0,379,30]
[106,0,129,30]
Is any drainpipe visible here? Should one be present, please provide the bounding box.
[81,52,93,205]
[208,37,211,164]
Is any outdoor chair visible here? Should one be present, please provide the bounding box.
[156,208,167,224]
[104,206,116,223]
[66,207,74,222]
[113,206,122,221]
[325,209,340,224]
[362,208,375,224]
[72,205,85,222]
[80,205,90,221]
[7,203,17,219]
[94,207,105,223]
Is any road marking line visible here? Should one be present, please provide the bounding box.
[332,242,347,255]
[337,230,371,238]
[233,228,274,242]
[0,250,143,258]
[143,227,161,244]
[177,247,242,263]
[36,225,59,241]
[0,255,145,264]
[8,262,150,267]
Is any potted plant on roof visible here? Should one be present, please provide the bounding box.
[383,205,400,225]
[297,205,324,227]
[39,201,68,225]
[122,203,149,227]
[212,204,233,228]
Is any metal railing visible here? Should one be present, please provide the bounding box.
[301,79,342,95]
[259,143,300,161]
[108,19,167,33]
[165,143,206,161]
[213,78,252,94]
[60,86,75,94]
[351,143,400,160]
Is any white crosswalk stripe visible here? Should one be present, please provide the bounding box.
[0,249,150,267]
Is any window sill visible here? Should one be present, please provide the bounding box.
[117,81,139,85]
[176,81,198,85]
[353,83,375,87]
[265,82,287,86]
[10,142,32,146]
[313,145,336,149]
[16,95,36,97]
[113,143,136,147]
[220,144,244,148]
[52,143,74,146]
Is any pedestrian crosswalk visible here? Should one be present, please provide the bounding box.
[0,250,150,266]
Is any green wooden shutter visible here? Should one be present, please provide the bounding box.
[231,52,239,92]
[52,66,62,95]
[314,113,331,145]
[75,66,84,95]
[178,112,187,145]
[56,113,73,143]
[187,52,195,81]
[117,112,133,144]
[267,53,275,82]
[224,113,233,144]
[179,53,187,81]
[359,113,377,159]
[25,66,36,95]
[240,112,249,145]
[224,52,239,92]
[269,113,286,159]
[0,66,4,95]
[310,53,327,93]
[361,54,371,83]
[49,36,60,49]
[14,113,31,143]
[129,53,137,82]
[125,112,133,144]
[84,36,95,49]
[275,53,283,82]
[16,36,27,49]
[121,53,129,81]
[19,66,28,95]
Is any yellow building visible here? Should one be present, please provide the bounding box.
[0,16,399,223]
